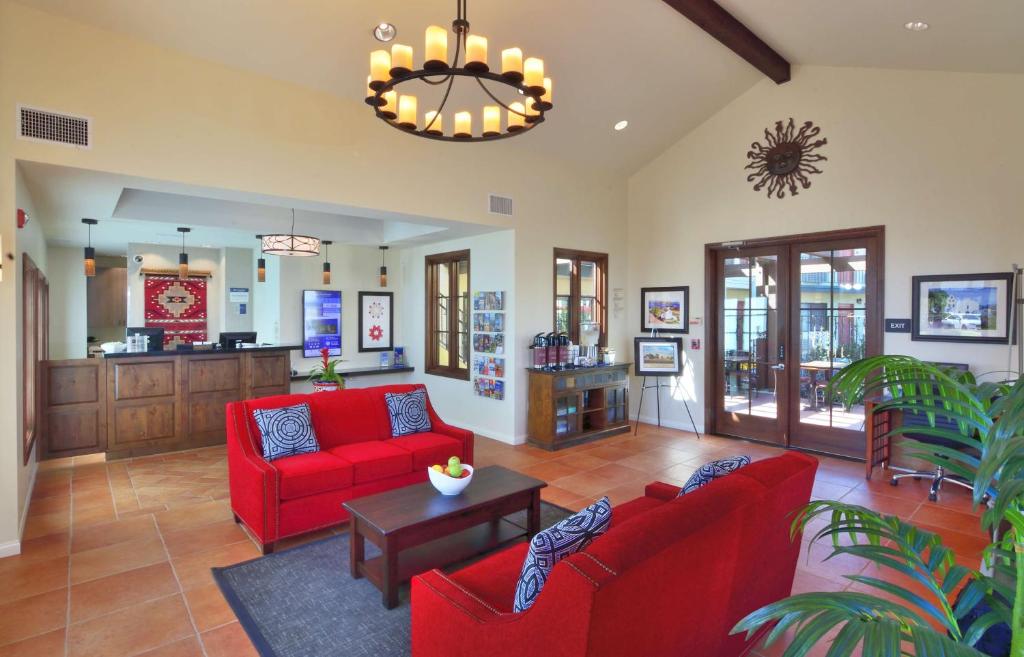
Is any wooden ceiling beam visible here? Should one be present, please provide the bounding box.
[662,0,791,84]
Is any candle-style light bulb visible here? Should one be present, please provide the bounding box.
[425,26,448,70]
[380,90,397,120]
[483,105,500,137]
[525,98,540,123]
[425,110,443,136]
[466,35,488,72]
[536,77,553,111]
[524,57,544,95]
[507,102,525,132]
[390,44,413,77]
[397,95,418,130]
[370,50,390,90]
[501,47,523,82]
[454,111,472,138]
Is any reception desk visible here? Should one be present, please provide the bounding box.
[41,346,298,460]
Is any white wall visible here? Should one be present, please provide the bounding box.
[127,243,223,338]
[221,247,254,334]
[47,245,88,360]
[401,231,518,442]
[627,65,1024,433]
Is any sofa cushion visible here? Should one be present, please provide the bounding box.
[305,389,387,448]
[329,441,413,484]
[390,433,464,470]
[513,497,612,613]
[252,403,320,461]
[384,389,432,437]
[451,542,530,614]
[679,455,751,496]
[610,495,665,526]
[273,452,354,500]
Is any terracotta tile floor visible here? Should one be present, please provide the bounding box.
[0,424,986,657]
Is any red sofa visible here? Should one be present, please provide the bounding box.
[412,452,817,657]
[226,384,473,554]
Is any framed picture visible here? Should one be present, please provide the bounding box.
[640,286,689,334]
[912,273,1014,344]
[358,291,393,352]
[633,337,684,377]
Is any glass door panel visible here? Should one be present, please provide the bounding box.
[790,245,874,456]
[717,249,787,445]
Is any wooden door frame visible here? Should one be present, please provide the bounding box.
[705,226,885,452]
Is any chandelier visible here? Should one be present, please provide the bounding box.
[365,0,552,142]
[262,209,321,257]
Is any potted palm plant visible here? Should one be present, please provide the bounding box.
[733,355,1023,656]
[308,347,345,392]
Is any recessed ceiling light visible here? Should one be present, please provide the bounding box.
[373,22,396,42]
[904,21,929,32]
[614,120,629,131]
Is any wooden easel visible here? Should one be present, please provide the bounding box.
[633,330,701,438]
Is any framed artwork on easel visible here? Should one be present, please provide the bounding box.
[640,286,689,333]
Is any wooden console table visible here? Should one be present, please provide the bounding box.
[527,364,631,450]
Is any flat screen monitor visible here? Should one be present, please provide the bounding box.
[303,290,341,358]
[126,327,164,351]
[220,332,257,349]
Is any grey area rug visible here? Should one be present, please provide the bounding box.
[213,503,573,657]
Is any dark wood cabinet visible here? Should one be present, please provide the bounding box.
[527,364,631,450]
[40,348,296,460]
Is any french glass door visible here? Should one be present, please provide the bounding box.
[715,247,789,445]
[710,229,882,458]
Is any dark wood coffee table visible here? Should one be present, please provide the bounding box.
[342,465,546,609]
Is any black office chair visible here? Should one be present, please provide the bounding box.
[888,411,975,502]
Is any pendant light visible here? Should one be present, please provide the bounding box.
[255,234,266,283]
[379,245,389,287]
[322,240,333,285]
[82,218,98,277]
[177,227,191,280]
[261,209,321,257]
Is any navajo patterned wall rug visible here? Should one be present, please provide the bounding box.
[144,274,208,346]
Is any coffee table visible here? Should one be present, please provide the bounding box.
[342,465,546,609]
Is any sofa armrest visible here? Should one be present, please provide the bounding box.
[411,565,595,657]
[226,402,279,545]
[431,420,475,465]
[646,481,682,501]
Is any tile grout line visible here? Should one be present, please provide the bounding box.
[151,497,211,657]
[64,462,75,657]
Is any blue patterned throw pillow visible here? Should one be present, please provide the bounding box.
[678,455,751,496]
[384,388,432,437]
[513,496,612,613]
[252,403,320,461]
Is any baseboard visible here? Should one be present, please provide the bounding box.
[0,540,20,558]
[455,421,517,446]
[635,414,705,435]
[19,452,38,538]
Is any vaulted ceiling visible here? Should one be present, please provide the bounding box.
[13,0,1024,176]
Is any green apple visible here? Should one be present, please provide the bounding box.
[447,456,462,477]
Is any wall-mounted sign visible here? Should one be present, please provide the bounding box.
[885,318,912,333]
[303,289,341,357]
[229,287,250,303]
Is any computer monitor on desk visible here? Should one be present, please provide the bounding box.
[220,332,257,349]
[125,327,164,351]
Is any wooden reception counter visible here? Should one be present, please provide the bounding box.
[40,346,298,460]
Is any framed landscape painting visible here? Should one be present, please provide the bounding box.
[640,286,689,334]
[912,272,1014,344]
[633,337,683,377]
[358,291,394,352]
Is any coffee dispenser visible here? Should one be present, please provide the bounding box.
[530,333,549,369]
[557,333,571,369]
[545,332,558,369]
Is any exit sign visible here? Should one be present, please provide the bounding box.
[886,318,912,333]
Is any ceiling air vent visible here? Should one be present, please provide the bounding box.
[18,105,90,148]
[488,194,513,217]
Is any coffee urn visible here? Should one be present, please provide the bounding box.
[530,333,549,369]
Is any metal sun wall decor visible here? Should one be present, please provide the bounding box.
[745,118,827,199]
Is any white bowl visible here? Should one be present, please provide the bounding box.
[427,464,474,496]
